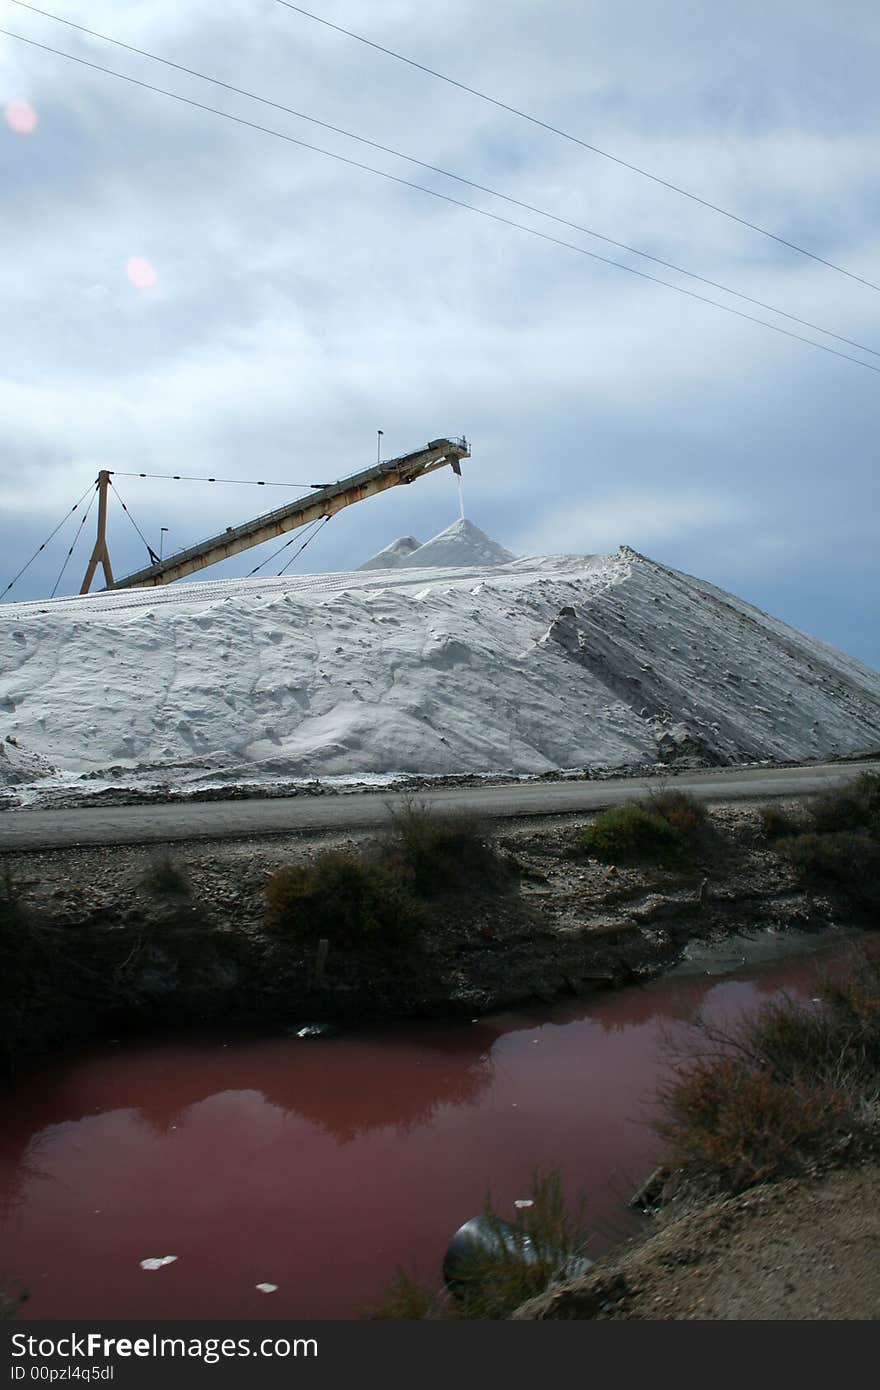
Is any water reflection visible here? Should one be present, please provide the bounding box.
[0,938,851,1320]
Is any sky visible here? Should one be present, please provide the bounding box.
[1,0,878,666]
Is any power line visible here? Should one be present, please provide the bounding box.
[5,28,880,377]
[276,513,331,576]
[274,0,880,295]
[246,513,328,577]
[111,470,332,487]
[107,478,160,563]
[50,484,98,597]
[1,480,97,600]
[10,3,880,360]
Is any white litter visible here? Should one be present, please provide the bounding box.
[255,1283,278,1293]
[140,1256,178,1271]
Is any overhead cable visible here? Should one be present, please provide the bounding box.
[107,478,161,563]
[50,484,98,597]
[4,28,879,377]
[9,4,879,359]
[276,513,331,575]
[111,470,332,488]
[273,0,880,294]
[1,480,97,600]
[246,512,327,577]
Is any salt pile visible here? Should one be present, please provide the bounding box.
[359,518,516,570]
[1,524,878,795]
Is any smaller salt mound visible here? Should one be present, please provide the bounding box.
[357,536,422,571]
[396,518,515,569]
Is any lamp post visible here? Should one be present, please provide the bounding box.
[377,429,383,466]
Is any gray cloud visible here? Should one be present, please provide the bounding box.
[1,1,878,666]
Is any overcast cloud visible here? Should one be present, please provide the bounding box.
[2,0,878,664]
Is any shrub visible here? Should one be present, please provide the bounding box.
[366,1170,590,1321]
[578,804,690,867]
[647,788,708,837]
[808,772,880,837]
[759,803,803,840]
[777,831,880,908]
[384,801,509,897]
[265,851,427,950]
[365,1269,437,1321]
[655,1057,848,1193]
[141,855,190,897]
[449,1171,591,1320]
[654,944,880,1195]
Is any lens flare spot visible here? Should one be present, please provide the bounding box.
[5,100,38,134]
[126,257,158,290]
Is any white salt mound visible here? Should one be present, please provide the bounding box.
[360,518,515,570]
[1,524,879,791]
[357,536,422,571]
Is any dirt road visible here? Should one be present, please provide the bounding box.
[1,760,876,852]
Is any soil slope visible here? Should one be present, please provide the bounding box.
[512,1164,880,1320]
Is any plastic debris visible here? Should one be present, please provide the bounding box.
[140,1256,178,1271]
[514,1199,534,1210]
[255,1283,278,1293]
[289,1023,333,1039]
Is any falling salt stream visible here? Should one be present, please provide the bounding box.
[456,473,465,520]
[0,928,857,1320]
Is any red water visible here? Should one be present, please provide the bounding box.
[0,942,847,1320]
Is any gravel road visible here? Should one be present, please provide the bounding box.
[1,760,877,851]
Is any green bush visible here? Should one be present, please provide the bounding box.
[808,772,880,837]
[777,831,880,908]
[578,804,690,867]
[265,851,427,950]
[384,801,509,897]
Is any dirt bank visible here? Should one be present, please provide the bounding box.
[0,799,862,1068]
[512,1163,880,1320]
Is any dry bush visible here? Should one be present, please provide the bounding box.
[384,800,510,897]
[140,855,191,897]
[808,772,880,836]
[647,788,708,837]
[777,831,880,909]
[759,803,803,840]
[655,1057,849,1193]
[364,1269,438,1321]
[366,1170,590,1321]
[655,944,880,1196]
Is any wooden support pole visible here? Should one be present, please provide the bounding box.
[80,471,115,594]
